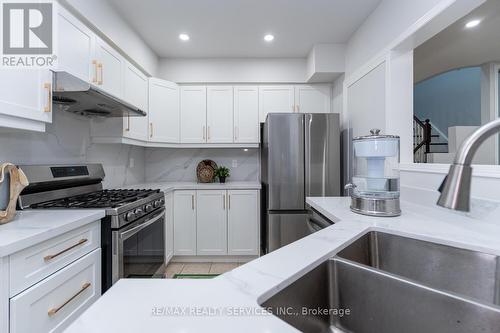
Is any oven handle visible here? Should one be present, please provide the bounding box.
[119,208,165,241]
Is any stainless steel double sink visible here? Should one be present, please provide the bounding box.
[261,231,500,333]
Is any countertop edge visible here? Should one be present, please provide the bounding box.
[0,210,105,257]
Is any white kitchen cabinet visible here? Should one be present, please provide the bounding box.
[165,193,174,263]
[57,6,95,82]
[94,36,124,98]
[196,190,228,255]
[0,69,53,130]
[207,86,234,143]
[149,78,180,143]
[173,191,197,255]
[227,190,259,255]
[258,85,295,122]
[9,222,99,297]
[295,84,331,113]
[180,86,207,143]
[172,189,259,258]
[10,249,101,333]
[123,61,149,141]
[234,86,259,143]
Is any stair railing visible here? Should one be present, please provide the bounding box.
[413,116,432,163]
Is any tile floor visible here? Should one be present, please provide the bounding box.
[165,262,242,278]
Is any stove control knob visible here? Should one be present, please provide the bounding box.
[125,211,136,221]
[153,200,162,208]
[134,208,143,216]
[145,204,153,212]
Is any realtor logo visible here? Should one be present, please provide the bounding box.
[1,1,57,68]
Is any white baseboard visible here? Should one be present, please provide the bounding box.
[171,255,258,263]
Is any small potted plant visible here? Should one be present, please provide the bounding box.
[215,166,230,183]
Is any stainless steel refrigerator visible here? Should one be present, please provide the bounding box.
[261,113,340,253]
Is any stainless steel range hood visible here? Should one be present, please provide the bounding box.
[52,71,147,118]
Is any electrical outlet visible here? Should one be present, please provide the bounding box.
[232,159,238,168]
[129,157,135,168]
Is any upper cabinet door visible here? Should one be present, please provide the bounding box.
[207,86,234,143]
[57,6,94,82]
[123,62,149,141]
[295,84,331,114]
[258,85,295,122]
[94,37,124,98]
[0,69,53,125]
[234,86,259,143]
[180,86,207,143]
[149,78,179,143]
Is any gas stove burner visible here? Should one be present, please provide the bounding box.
[30,189,160,209]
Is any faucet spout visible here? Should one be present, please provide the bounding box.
[437,118,500,211]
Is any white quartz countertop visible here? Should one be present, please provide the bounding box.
[0,209,105,257]
[123,181,261,192]
[65,189,500,333]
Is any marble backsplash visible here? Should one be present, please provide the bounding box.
[0,111,145,189]
[145,147,260,182]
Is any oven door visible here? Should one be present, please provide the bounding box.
[112,208,165,283]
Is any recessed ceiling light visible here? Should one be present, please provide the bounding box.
[465,20,481,28]
[179,33,190,41]
[264,34,274,42]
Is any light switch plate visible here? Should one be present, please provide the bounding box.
[232,160,238,168]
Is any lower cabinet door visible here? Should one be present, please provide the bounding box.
[173,191,197,255]
[165,192,174,262]
[196,190,227,255]
[9,249,101,333]
[227,190,259,255]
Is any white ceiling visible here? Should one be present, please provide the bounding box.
[414,0,500,83]
[106,0,381,58]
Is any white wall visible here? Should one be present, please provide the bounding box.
[145,148,259,182]
[158,58,308,83]
[332,75,345,120]
[59,0,159,76]
[306,44,345,82]
[347,62,386,138]
[0,112,145,189]
[345,0,445,76]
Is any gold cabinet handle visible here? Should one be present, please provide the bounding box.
[208,126,211,141]
[44,238,88,262]
[92,60,98,83]
[202,126,206,141]
[223,194,226,210]
[48,282,91,317]
[150,123,153,138]
[296,105,300,113]
[97,63,103,85]
[191,195,195,210]
[234,126,237,141]
[228,195,231,210]
[43,83,51,113]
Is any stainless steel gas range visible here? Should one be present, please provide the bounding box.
[18,164,166,293]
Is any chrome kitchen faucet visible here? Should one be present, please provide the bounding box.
[437,118,500,211]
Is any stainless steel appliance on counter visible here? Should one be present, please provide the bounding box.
[18,164,165,293]
[261,113,340,253]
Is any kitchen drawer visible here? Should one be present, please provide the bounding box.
[10,248,101,333]
[9,221,100,296]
